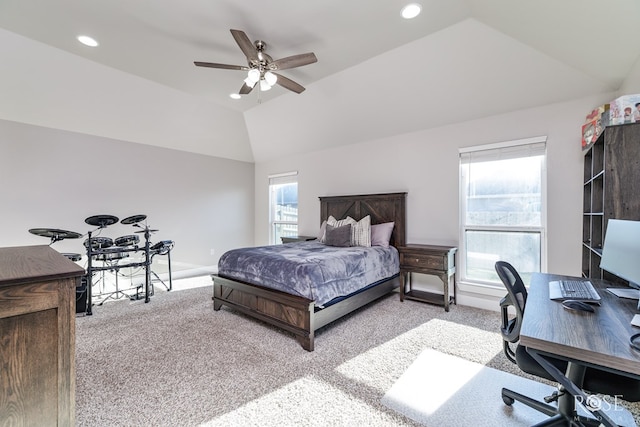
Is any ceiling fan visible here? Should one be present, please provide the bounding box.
[194,29,317,95]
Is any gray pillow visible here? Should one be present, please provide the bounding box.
[325,224,352,247]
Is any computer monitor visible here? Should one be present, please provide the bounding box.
[599,219,640,290]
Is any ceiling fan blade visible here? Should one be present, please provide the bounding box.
[230,29,259,63]
[239,82,254,95]
[269,53,317,71]
[273,73,305,94]
[194,61,248,71]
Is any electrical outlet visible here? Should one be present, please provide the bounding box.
[210,249,215,256]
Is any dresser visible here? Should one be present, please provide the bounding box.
[0,245,85,426]
[398,244,457,311]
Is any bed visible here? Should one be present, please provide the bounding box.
[211,192,407,351]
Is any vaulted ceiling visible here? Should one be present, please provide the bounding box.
[1,0,639,163]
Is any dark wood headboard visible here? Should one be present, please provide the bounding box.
[319,192,407,247]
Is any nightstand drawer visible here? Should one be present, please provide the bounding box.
[400,253,447,270]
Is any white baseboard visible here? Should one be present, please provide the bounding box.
[159,265,217,281]
[456,292,501,312]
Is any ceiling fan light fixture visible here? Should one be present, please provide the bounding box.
[401,3,422,19]
[247,68,260,83]
[259,79,272,91]
[229,93,241,100]
[244,77,258,88]
[264,71,277,86]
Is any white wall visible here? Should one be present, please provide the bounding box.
[0,119,254,278]
[619,55,640,95]
[254,93,615,310]
[0,28,254,163]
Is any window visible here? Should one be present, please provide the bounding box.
[269,172,298,244]
[459,137,546,287]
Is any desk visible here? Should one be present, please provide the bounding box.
[521,273,640,426]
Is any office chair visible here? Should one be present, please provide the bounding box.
[496,261,640,426]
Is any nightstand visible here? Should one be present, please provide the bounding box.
[398,244,457,311]
[281,235,317,244]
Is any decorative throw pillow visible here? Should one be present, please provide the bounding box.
[317,220,328,242]
[326,215,354,242]
[371,222,395,247]
[327,215,356,228]
[347,215,371,247]
[327,215,371,247]
[324,224,352,247]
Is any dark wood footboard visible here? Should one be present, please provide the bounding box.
[213,274,316,350]
[212,273,400,351]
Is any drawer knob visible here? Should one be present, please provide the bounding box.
[415,258,420,262]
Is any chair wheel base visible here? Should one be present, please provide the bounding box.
[502,394,515,406]
[501,387,558,418]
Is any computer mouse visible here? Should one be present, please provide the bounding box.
[562,300,595,313]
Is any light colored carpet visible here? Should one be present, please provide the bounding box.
[382,348,637,426]
[75,279,640,426]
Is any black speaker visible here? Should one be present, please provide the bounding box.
[76,275,88,314]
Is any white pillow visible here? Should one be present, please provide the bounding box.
[347,215,371,247]
[317,220,328,242]
[327,215,354,227]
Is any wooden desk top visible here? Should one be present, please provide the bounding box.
[520,273,640,377]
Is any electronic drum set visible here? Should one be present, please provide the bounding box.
[29,214,174,315]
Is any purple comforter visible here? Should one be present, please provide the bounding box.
[217,241,399,306]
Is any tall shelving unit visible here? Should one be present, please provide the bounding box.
[582,122,640,284]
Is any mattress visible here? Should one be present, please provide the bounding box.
[217,241,399,306]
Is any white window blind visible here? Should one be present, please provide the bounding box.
[268,171,298,186]
[459,137,547,164]
[459,137,547,287]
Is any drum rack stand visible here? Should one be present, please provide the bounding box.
[128,240,174,299]
[94,260,132,305]
[85,228,153,315]
[150,245,173,291]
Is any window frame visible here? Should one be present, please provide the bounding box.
[268,171,298,245]
[458,136,548,292]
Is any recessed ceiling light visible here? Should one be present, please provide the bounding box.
[77,35,99,47]
[229,93,241,100]
[401,3,422,19]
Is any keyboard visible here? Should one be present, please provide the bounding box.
[549,279,601,303]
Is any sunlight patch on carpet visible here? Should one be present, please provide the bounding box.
[335,318,503,393]
[382,348,553,426]
[382,348,637,427]
[199,376,401,427]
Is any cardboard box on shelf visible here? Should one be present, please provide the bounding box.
[609,94,640,125]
